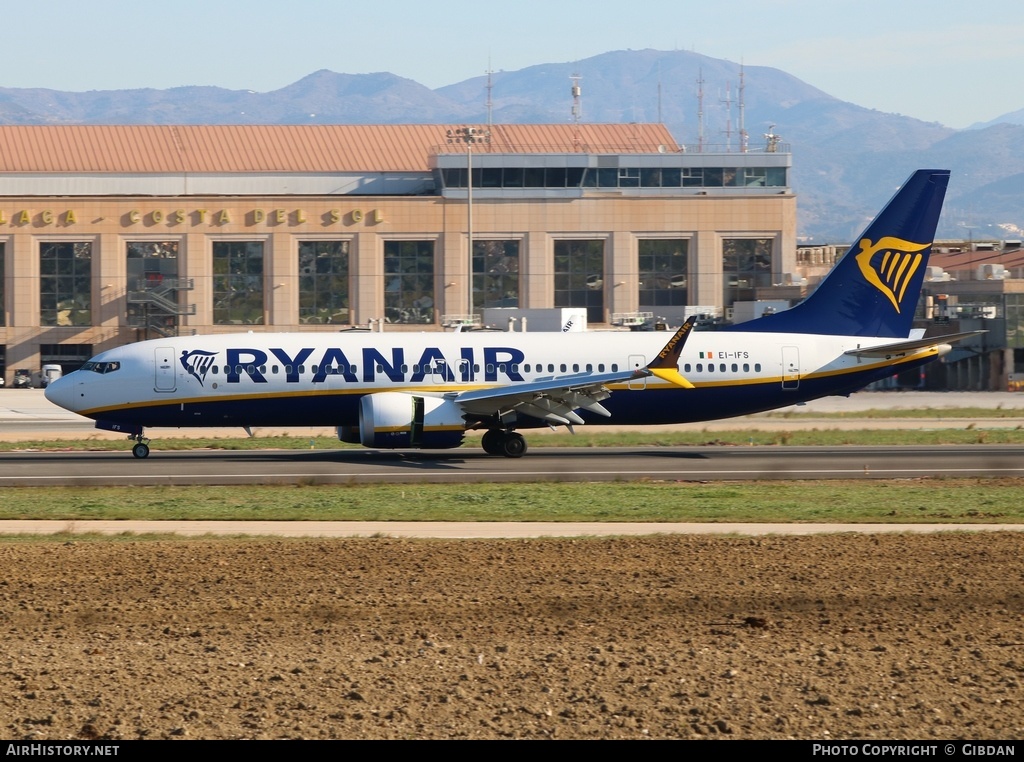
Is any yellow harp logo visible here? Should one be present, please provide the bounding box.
[855,236,930,313]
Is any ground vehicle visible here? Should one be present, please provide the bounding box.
[41,364,63,388]
[13,369,32,389]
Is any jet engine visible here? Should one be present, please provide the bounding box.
[355,392,466,449]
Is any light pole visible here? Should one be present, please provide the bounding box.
[447,126,489,322]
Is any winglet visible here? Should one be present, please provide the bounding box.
[643,317,696,388]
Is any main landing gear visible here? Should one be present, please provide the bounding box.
[128,430,151,459]
[481,429,527,458]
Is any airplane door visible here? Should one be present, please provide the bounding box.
[782,346,800,390]
[154,346,177,392]
[431,360,450,386]
[627,354,647,389]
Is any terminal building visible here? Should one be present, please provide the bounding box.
[0,123,796,384]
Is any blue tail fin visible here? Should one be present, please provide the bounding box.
[725,169,950,337]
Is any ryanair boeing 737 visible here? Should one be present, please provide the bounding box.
[45,169,977,458]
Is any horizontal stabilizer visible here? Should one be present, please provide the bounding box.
[844,330,985,358]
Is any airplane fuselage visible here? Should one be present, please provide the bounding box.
[48,329,943,431]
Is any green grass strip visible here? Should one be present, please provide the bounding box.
[0,479,1021,524]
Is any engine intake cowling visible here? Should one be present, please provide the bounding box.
[358,392,466,449]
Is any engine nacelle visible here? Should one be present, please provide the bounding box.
[358,392,466,449]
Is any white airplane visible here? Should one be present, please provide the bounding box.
[45,169,979,459]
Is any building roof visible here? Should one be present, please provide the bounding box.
[932,247,1024,272]
[0,124,681,174]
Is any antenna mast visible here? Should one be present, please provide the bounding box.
[738,63,748,153]
[571,72,583,124]
[696,68,705,153]
[570,71,582,149]
[720,81,733,152]
[657,60,663,123]
[486,62,494,132]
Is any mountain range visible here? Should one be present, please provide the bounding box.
[1,48,1021,243]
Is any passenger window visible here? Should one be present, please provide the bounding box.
[696,363,703,372]
[743,363,749,372]
[548,364,554,372]
[598,363,605,372]
[684,363,691,372]
[560,364,567,372]
[611,364,618,372]
[573,363,580,372]
[731,363,738,372]
[755,363,762,372]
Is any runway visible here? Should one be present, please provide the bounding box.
[1,388,1024,486]
[1,444,1022,486]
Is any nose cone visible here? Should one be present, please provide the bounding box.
[44,373,78,412]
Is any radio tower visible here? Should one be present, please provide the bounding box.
[485,62,494,135]
[720,81,733,152]
[570,72,582,150]
[738,64,749,153]
[571,72,583,123]
[696,68,705,153]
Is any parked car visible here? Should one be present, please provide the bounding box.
[12,369,32,389]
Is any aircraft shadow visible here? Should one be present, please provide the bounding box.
[0,446,713,467]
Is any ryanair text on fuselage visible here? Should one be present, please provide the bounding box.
[181,345,530,386]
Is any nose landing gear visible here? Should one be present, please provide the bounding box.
[129,431,151,459]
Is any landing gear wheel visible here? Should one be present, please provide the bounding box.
[500,432,527,458]
[132,442,150,459]
[481,429,504,456]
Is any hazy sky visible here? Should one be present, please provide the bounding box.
[3,0,1020,129]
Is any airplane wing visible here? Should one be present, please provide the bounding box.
[451,318,696,427]
[844,330,985,359]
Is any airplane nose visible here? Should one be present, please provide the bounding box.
[44,374,78,412]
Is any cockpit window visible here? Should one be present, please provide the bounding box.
[81,361,121,374]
